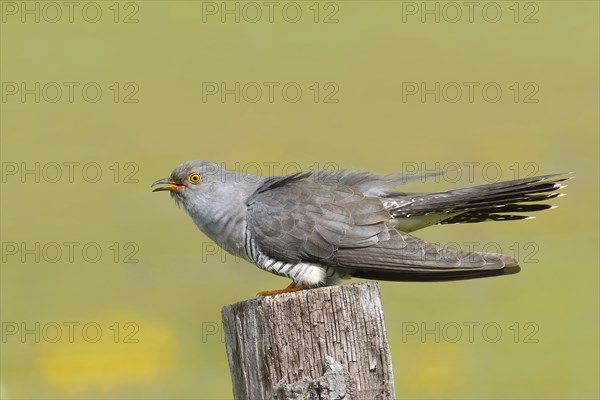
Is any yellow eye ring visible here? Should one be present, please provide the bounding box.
[187,173,201,184]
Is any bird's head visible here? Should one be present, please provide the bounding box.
[152,160,263,243]
[151,160,230,206]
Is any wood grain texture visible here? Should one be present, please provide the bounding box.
[221,282,396,399]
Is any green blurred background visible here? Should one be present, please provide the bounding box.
[1,1,598,399]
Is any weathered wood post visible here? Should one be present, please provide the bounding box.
[221,281,396,399]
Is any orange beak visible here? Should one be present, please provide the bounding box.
[151,177,186,192]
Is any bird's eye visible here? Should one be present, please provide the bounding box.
[187,173,202,184]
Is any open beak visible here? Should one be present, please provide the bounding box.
[151,177,186,192]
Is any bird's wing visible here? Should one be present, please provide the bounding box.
[247,178,516,279]
[247,178,391,264]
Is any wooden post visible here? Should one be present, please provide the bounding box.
[221,281,396,400]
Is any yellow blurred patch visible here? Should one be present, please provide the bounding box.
[410,345,462,395]
[38,312,173,395]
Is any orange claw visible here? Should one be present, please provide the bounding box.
[256,282,310,297]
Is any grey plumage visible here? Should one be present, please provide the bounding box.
[152,161,569,288]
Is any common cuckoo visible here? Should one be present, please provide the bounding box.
[152,161,568,295]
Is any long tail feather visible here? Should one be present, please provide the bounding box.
[387,173,570,230]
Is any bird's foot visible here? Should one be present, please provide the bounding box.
[256,282,309,297]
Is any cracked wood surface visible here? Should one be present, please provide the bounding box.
[222,282,396,399]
